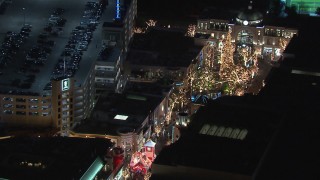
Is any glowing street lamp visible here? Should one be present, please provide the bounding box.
[22,7,25,25]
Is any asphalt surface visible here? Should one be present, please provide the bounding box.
[0,0,116,93]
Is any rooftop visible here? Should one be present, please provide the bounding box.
[0,0,118,95]
[0,137,113,180]
[126,28,202,67]
[97,47,121,63]
[154,96,282,176]
[73,92,163,136]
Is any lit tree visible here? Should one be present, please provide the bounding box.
[165,84,189,124]
[238,46,259,76]
[154,124,161,137]
[186,24,196,37]
[144,172,152,180]
[219,29,258,95]
[189,43,220,94]
[122,166,130,180]
[279,37,289,52]
[146,19,157,30]
[134,27,145,34]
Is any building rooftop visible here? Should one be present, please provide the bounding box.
[126,28,202,68]
[73,92,163,136]
[124,81,171,97]
[0,0,123,94]
[154,96,282,177]
[0,0,107,95]
[97,47,121,63]
[0,137,113,180]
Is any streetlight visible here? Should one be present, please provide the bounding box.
[22,7,25,26]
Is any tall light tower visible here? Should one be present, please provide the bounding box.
[22,7,25,25]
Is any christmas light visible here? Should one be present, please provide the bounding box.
[186,24,196,37]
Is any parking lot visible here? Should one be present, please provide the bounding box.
[0,0,110,93]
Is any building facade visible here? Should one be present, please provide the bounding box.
[98,0,137,92]
[95,47,122,94]
[195,3,298,61]
[0,63,96,136]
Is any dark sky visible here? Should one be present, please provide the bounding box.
[138,0,271,20]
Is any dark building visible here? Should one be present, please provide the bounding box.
[151,95,283,180]
[0,137,114,180]
[151,16,320,179]
[126,28,202,84]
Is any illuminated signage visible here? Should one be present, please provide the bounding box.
[61,78,70,91]
[116,0,121,19]
[114,114,128,120]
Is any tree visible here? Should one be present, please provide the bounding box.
[270,0,284,17]
[219,29,258,95]
[316,7,320,15]
[186,24,196,37]
[285,5,297,17]
[189,43,219,94]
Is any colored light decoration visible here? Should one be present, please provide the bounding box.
[116,0,121,19]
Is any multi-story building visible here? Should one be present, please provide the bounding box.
[98,0,137,92]
[71,88,168,159]
[126,28,202,85]
[51,61,96,136]
[95,47,122,94]
[0,0,99,135]
[102,0,137,54]
[283,0,320,14]
[195,2,298,60]
[0,62,96,136]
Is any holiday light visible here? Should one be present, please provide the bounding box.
[154,124,161,137]
[133,27,145,34]
[186,24,196,37]
[165,29,259,123]
[279,37,289,52]
[219,29,258,95]
[146,19,157,29]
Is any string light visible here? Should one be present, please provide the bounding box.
[165,29,259,123]
[186,24,196,37]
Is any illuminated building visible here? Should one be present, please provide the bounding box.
[284,0,320,14]
[99,0,137,92]
[195,1,298,61]
[0,63,95,136]
[0,0,99,135]
[95,47,122,93]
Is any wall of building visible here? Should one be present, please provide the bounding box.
[195,18,298,61]
[51,78,75,136]
[286,0,320,14]
[0,94,52,127]
[151,164,251,180]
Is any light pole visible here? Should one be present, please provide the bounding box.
[22,7,25,25]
